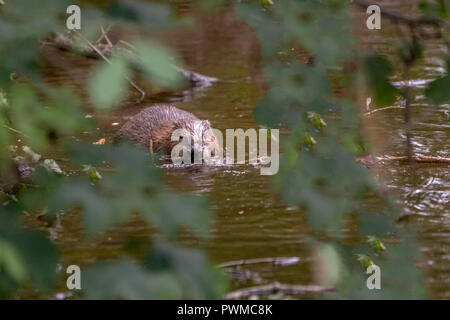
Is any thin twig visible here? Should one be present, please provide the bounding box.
[357,154,450,168]
[118,40,137,52]
[218,257,300,268]
[3,124,29,138]
[377,155,450,163]
[98,25,113,46]
[363,105,405,117]
[403,79,413,163]
[75,32,112,63]
[421,177,434,188]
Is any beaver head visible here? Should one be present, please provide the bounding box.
[150,118,220,163]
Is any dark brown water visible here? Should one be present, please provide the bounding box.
[36,1,449,299]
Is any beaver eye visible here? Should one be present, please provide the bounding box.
[179,136,183,140]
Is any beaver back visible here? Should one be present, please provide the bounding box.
[114,105,200,149]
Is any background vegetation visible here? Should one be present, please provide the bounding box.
[0,0,448,299]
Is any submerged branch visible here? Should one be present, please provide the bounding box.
[403,82,413,163]
[47,32,218,90]
[353,0,448,28]
[226,282,335,299]
[218,257,300,268]
[357,154,450,168]
[377,155,450,163]
[363,106,405,117]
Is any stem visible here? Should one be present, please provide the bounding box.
[404,80,413,164]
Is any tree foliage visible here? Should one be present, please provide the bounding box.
[0,0,227,299]
[0,0,448,299]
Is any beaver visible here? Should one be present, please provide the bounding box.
[114,105,218,162]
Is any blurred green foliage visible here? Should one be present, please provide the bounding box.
[426,60,450,103]
[364,55,399,107]
[232,0,448,299]
[0,211,58,298]
[0,0,448,300]
[89,57,130,109]
[0,0,226,299]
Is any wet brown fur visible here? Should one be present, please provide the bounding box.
[114,105,214,154]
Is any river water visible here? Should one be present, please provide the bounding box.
[36,1,449,299]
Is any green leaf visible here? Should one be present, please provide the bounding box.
[9,84,47,150]
[13,231,58,292]
[315,244,342,286]
[89,58,129,109]
[0,239,27,283]
[307,111,327,129]
[82,164,103,181]
[261,0,274,8]
[367,236,386,253]
[133,42,183,88]
[82,258,183,299]
[356,253,374,269]
[341,128,371,155]
[419,0,448,18]
[304,131,317,147]
[107,0,176,29]
[374,240,427,299]
[0,212,59,293]
[364,55,399,107]
[425,61,450,104]
[47,179,116,236]
[358,212,396,237]
[143,192,212,240]
[146,242,228,299]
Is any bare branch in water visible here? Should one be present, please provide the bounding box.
[353,0,448,28]
[357,154,450,168]
[377,155,450,163]
[363,106,405,117]
[46,32,218,90]
[226,282,335,299]
[218,257,300,268]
